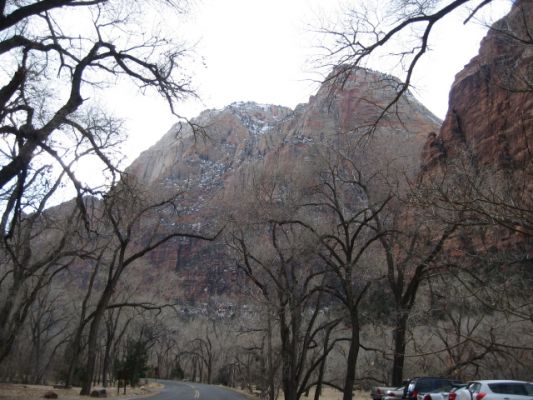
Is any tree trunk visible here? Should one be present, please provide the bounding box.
[101,322,115,387]
[391,311,409,386]
[280,306,298,400]
[80,314,101,394]
[31,326,41,384]
[66,260,99,388]
[95,349,101,385]
[102,344,111,387]
[314,328,331,400]
[282,378,298,400]
[267,310,275,400]
[80,288,113,395]
[65,332,82,387]
[343,315,360,400]
[0,282,22,364]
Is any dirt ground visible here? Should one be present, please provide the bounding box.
[0,382,163,400]
[264,388,370,400]
[303,388,369,400]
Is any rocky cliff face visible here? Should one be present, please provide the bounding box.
[128,102,293,186]
[130,68,439,191]
[421,0,533,173]
[419,0,533,254]
[124,0,533,301]
[126,68,441,301]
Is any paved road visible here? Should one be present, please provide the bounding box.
[138,380,252,400]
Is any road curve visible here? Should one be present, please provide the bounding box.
[138,380,252,400]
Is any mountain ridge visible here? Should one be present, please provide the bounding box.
[124,67,441,301]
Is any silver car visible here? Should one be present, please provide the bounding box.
[384,387,405,400]
[451,380,533,400]
[418,384,467,400]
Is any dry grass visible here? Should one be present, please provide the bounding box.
[0,382,163,400]
[275,388,370,400]
[0,382,368,400]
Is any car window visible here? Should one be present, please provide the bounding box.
[417,381,433,392]
[452,385,467,391]
[526,384,533,396]
[417,379,450,392]
[488,383,528,396]
[430,385,453,393]
[469,383,481,393]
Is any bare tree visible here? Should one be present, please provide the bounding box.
[318,0,513,128]
[373,187,459,385]
[225,161,342,400]
[0,0,193,197]
[11,285,70,383]
[0,0,194,367]
[230,221,340,400]
[316,0,533,385]
[0,179,89,364]
[75,175,217,394]
[289,146,389,400]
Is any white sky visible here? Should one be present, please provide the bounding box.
[103,0,513,166]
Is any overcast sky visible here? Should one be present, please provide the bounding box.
[103,0,513,165]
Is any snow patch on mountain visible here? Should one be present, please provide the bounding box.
[227,101,292,135]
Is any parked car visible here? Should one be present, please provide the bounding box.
[452,380,533,400]
[372,386,401,400]
[403,377,461,400]
[419,384,468,400]
[384,387,406,400]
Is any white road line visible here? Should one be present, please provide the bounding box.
[184,383,201,400]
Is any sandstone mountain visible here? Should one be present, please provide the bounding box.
[125,68,441,302]
[101,0,533,305]
[422,0,532,172]
[419,0,533,254]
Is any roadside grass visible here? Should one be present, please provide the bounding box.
[249,388,370,400]
[300,388,369,400]
[0,382,368,400]
[0,381,162,399]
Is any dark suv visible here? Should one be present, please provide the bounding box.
[403,377,460,400]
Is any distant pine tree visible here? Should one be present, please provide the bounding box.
[115,340,149,387]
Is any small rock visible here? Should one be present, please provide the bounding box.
[43,391,58,399]
[90,389,107,398]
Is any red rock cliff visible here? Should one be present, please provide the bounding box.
[421,0,533,173]
[419,0,533,255]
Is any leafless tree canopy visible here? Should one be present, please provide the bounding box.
[318,0,514,127]
[0,0,194,231]
[0,0,200,390]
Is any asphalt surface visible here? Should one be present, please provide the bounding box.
[138,380,252,400]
